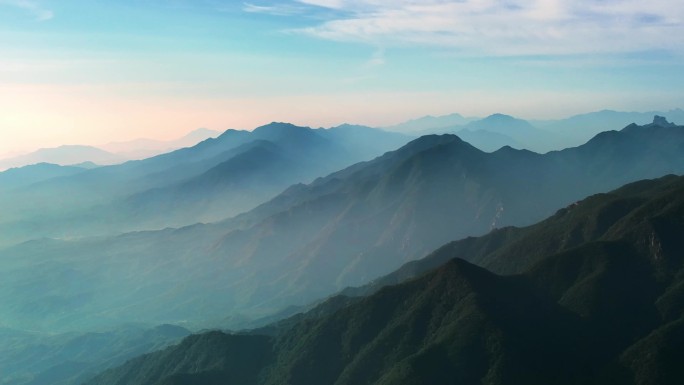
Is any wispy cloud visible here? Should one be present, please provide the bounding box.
[364,47,385,67]
[275,0,684,56]
[336,47,384,83]
[297,0,346,9]
[0,0,53,21]
[242,1,347,19]
[242,2,307,16]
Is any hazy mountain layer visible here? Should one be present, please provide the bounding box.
[465,113,567,152]
[200,116,684,314]
[383,113,474,133]
[0,324,189,385]
[343,173,684,294]
[0,163,88,192]
[97,128,220,160]
[0,123,408,246]
[534,108,684,148]
[0,129,220,172]
[454,128,521,152]
[386,109,684,154]
[0,146,125,172]
[1,117,682,333]
[84,174,684,385]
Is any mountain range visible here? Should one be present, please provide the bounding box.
[534,108,684,146]
[0,128,221,172]
[0,123,409,246]
[384,113,475,133]
[0,146,126,172]
[97,128,221,160]
[2,112,684,385]
[1,116,682,334]
[457,113,564,152]
[84,173,684,385]
[386,109,684,153]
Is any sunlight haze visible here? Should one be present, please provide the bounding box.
[1,0,683,153]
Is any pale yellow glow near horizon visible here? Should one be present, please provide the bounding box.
[1,83,679,157]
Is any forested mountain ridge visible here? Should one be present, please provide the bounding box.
[86,174,684,385]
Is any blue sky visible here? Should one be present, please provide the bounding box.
[1,0,683,154]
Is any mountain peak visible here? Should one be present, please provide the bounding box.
[492,145,519,154]
[255,121,301,130]
[652,115,676,127]
[251,122,312,137]
[385,113,470,133]
[481,113,536,126]
[406,133,465,148]
[181,127,221,140]
[392,134,482,162]
[406,113,465,123]
[470,113,533,127]
[621,115,679,133]
[330,123,374,131]
[485,113,516,121]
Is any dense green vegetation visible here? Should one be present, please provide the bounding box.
[86,174,684,384]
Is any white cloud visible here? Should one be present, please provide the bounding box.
[0,0,53,21]
[296,0,346,9]
[243,2,306,16]
[285,0,684,56]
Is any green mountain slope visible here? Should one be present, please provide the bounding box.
[345,174,683,296]
[84,174,684,385]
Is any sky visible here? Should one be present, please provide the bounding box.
[1,0,683,155]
